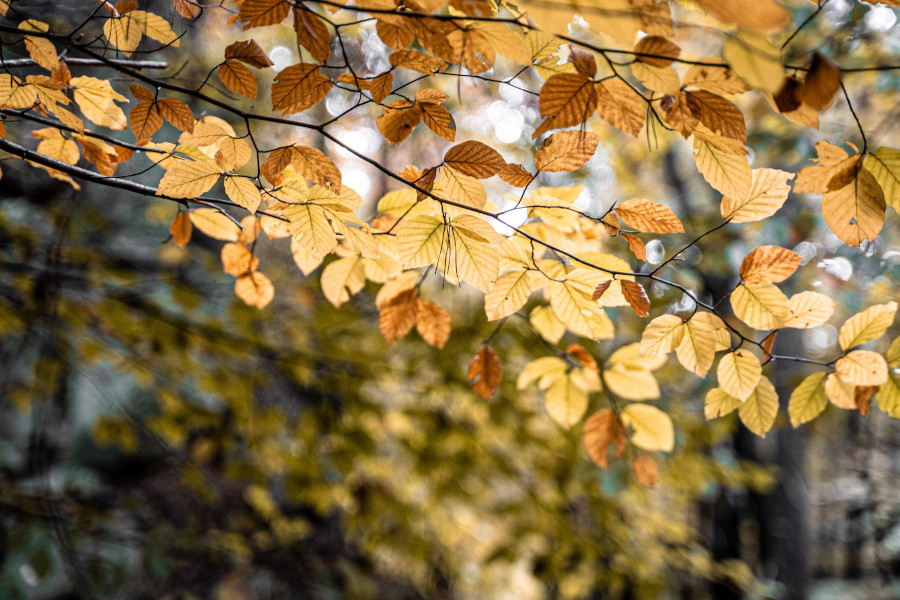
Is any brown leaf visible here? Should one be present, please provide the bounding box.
[414,167,438,201]
[583,410,627,469]
[534,130,599,173]
[224,39,274,68]
[239,0,290,30]
[595,79,646,137]
[169,212,192,247]
[369,71,393,103]
[468,345,502,399]
[823,167,886,247]
[379,288,419,345]
[218,60,258,99]
[772,76,803,113]
[615,198,684,233]
[157,97,194,132]
[591,280,612,301]
[622,233,646,261]
[621,280,650,317]
[292,145,342,192]
[498,163,532,187]
[420,101,456,142]
[662,92,700,138]
[855,385,877,416]
[389,49,446,75]
[173,0,201,19]
[634,36,680,67]
[416,299,451,348]
[129,83,154,102]
[129,101,163,139]
[739,245,801,284]
[537,73,597,134]
[686,90,746,142]
[632,455,658,487]
[377,99,423,144]
[444,141,505,179]
[683,59,747,94]
[262,146,294,178]
[271,63,332,115]
[566,343,598,372]
[568,46,597,77]
[761,331,777,360]
[799,52,841,111]
[293,7,330,62]
[601,213,620,236]
[376,18,415,50]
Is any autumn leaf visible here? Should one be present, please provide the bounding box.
[783,291,836,329]
[615,198,684,233]
[271,63,332,115]
[788,373,828,427]
[731,283,790,330]
[443,141,505,179]
[169,212,192,247]
[738,376,778,437]
[235,271,274,308]
[583,410,627,469]
[838,302,898,350]
[739,246,801,284]
[621,403,674,452]
[534,131,599,173]
[415,299,451,348]
[620,280,650,317]
[632,455,658,487]
[379,288,419,345]
[717,349,762,402]
[468,345,502,399]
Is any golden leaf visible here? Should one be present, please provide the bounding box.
[157,98,194,133]
[630,62,680,96]
[620,280,650,317]
[71,76,128,129]
[693,134,752,199]
[731,283,790,330]
[157,159,221,198]
[234,271,274,308]
[283,203,337,259]
[788,372,828,427]
[530,305,566,345]
[634,36,680,67]
[536,73,597,135]
[686,91,746,142]
[517,356,568,391]
[468,345,502,399]
[695,0,789,31]
[822,167,886,247]
[485,269,541,321]
[825,373,856,409]
[717,349,762,401]
[498,163,533,187]
[738,376,778,437]
[0,74,37,108]
[838,301,897,350]
[783,291,836,329]
[705,388,741,420]
[239,0,290,29]
[443,141,505,179]
[224,39,275,68]
[534,131,599,173]
[545,372,591,428]
[169,212,192,248]
[799,52,841,111]
[583,410,627,469]
[621,403,674,452]
[377,99,423,144]
[320,256,366,307]
[675,317,717,377]
[720,168,794,223]
[722,30,784,94]
[415,299,451,348]
[594,79,646,137]
[221,242,259,276]
[292,146,342,192]
[863,147,900,212]
[224,177,261,213]
[739,245,801,284]
[615,198,684,233]
[129,101,163,139]
[835,350,889,386]
[293,7,331,62]
[397,215,445,268]
[439,166,487,209]
[683,58,747,94]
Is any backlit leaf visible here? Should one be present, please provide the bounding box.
[583,410,627,469]
[720,168,794,223]
[739,245,801,284]
[235,271,274,308]
[717,349,762,401]
[415,299,451,348]
[621,404,674,452]
[783,291,836,329]
[731,283,790,330]
[722,30,784,94]
[738,376,778,437]
[839,302,897,350]
[835,350,888,386]
[468,345,502,399]
[640,314,685,356]
[788,372,828,427]
[615,198,684,233]
[534,131,599,173]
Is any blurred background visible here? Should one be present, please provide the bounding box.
[1,0,900,598]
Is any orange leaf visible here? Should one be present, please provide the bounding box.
[443,141,505,179]
[583,410,627,469]
[535,73,597,136]
[239,0,289,30]
[534,130,599,173]
[129,101,163,139]
[221,242,259,276]
[498,163,532,187]
[621,280,650,317]
[739,245,801,284]
[622,233,646,260]
[218,60,258,99]
[157,97,194,132]
[468,345,502,399]
[615,198,684,233]
[592,280,612,301]
[416,299,451,348]
[234,271,274,308]
[224,39,274,68]
[169,212,192,247]
[271,63,332,115]
[379,288,419,345]
[632,455,658,487]
[293,6,330,62]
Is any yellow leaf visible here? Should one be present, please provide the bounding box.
[545,373,589,428]
[320,256,366,307]
[472,21,531,65]
[220,242,258,276]
[863,147,900,212]
[548,278,614,340]
[640,314,685,356]
[783,291,836,329]
[594,79,646,137]
[876,376,900,418]
[21,20,58,70]
[720,167,794,223]
[731,283,790,330]
[739,245,801,284]
[442,227,499,293]
[582,410,627,469]
[822,167,886,247]
[621,403,674,452]
[603,366,660,401]
[234,271,274,308]
[738,376,778,437]
[705,387,741,420]
[530,305,566,345]
[825,373,856,409]
[630,62,680,96]
[131,10,180,46]
[695,0,789,31]
[439,166,487,209]
[518,356,568,390]
[292,146,342,192]
[284,203,337,259]
[485,269,541,321]
[536,73,597,133]
[534,130,599,173]
[717,349,762,401]
[0,74,36,108]
[71,76,128,129]
[189,208,241,242]
[397,215,445,268]
[693,134,751,199]
[683,58,747,94]
[157,159,221,198]
[224,177,261,213]
[103,15,143,56]
[839,302,897,350]
[675,317,716,377]
[788,372,828,427]
[416,299,451,348]
[835,350,889,386]
[722,30,784,94]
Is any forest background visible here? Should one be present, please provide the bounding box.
[0,0,900,598]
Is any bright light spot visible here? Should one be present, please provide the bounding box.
[804,325,838,357]
[500,84,526,104]
[494,112,525,143]
[825,0,852,24]
[673,292,697,312]
[817,257,853,280]
[269,46,293,71]
[363,34,391,73]
[342,168,372,200]
[19,565,38,587]
[645,239,665,265]
[335,128,381,158]
[793,241,818,265]
[591,164,616,191]
[491,203,527,236]
[864,5,897,32]
[326,89,355,117]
